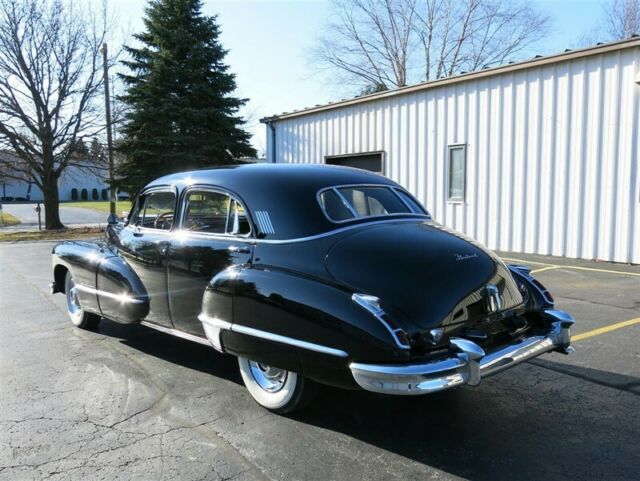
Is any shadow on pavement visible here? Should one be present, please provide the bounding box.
[93,318,640,480]
[96,319,243,386]
[291,364,640,480]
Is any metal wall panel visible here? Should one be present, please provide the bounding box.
[267,46,640,264]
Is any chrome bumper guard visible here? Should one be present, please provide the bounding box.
[350,309,575,395]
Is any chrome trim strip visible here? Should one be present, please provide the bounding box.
[231,323,349,358]
[198,313,232,352]
[175,217,429,245]
[255,210,276,234]
[198,313,348,358]
[140,321,211,346]
[352,293,410,350]
[75,284,145,304]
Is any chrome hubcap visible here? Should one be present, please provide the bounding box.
[66,278,81,315]
[248,361,288,393]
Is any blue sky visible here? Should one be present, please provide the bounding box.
[109,0,607,155]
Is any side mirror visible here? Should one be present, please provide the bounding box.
[107,213,119,225]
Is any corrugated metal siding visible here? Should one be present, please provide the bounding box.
[267,46,640,264]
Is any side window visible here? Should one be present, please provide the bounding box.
[448,144,466,202]
[184,191,229,234]
[130,191,176,230]
[226,199,251,235]
[183,190,251,236]
[129,195,146,226]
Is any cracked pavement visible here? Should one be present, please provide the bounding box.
[1,241,639,480]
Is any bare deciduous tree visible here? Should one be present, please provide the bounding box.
[0,0,114,229]
[604,0,640,39]
[311,0,549,92]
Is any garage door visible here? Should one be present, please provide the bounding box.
[325,152,384,174]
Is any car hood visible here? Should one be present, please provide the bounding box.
[324,220,523,330]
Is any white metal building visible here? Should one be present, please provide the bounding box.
[1,166,109,202]
[262,38,640,264]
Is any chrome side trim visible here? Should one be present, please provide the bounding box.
[198,313,348,358]
[75,284,145,304]
[232,324,349,357]
[198,313,232,353]
[176,217,429,245]
[140,321,211,347]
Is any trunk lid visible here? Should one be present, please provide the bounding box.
[324,220,523,330]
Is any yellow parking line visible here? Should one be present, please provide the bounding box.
[560,266,640,277]
[530,266,563,274]
[501,257,555,267]
[501,257,640,277]
[572,318,640,342]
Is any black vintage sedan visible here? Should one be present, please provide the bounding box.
[51,164,574,413]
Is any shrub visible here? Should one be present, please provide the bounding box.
[80,189,88,200]
[71,188,78,201]
[92,188,99,200]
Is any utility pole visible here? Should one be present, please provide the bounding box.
[99,42,116,216]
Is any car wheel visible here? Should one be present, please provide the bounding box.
[64,271,100,330]
[237,357,318,414]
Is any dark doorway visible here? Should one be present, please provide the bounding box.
[325,152,384,174]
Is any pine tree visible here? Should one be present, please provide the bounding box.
[116,0,256,194]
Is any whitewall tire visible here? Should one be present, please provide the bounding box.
[238,356,317,413]
[64,271,100,330]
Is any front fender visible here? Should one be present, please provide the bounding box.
[52,240,149,323]
[52,241,105,315]
[96,254,149,324]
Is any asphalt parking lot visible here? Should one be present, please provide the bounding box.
[1,241,638,481]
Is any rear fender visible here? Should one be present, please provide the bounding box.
[200,266,410,387]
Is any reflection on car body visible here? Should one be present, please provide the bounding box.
[51,164,574,413]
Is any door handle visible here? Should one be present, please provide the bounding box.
[227,245,251,254]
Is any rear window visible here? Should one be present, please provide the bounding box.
[319,185,427,222]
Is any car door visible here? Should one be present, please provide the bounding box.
[168,187,253,336]
[116,187,177,328]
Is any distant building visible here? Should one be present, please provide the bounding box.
[261,37,640,264]
[0,152,109,202]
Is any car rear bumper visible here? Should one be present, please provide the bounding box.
[349,309,574,395]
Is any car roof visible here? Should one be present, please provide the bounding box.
[144,163,415,240]
[146,163,394,191]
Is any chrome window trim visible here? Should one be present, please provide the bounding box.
[390,187,428,215]
[178,185,254,239]
[332,187,359,218]
[317,183,431,224]
[127,185,180,232]
[198,313,349,358]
